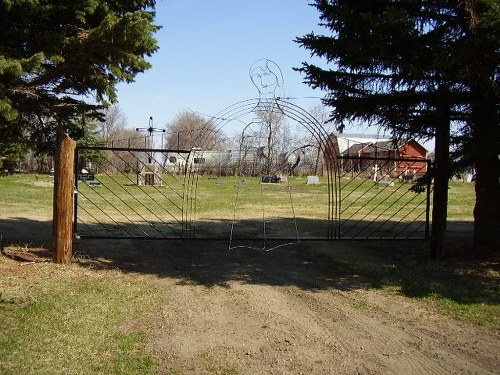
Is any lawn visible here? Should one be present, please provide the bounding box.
[0,261,162,375]
[0,172,473,222]
[0,174,54,218]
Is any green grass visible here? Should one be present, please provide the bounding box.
[0,173,473,238]
[311,241,499,327]
[0,264,162,375]
[0,174,476,221]
[447,180,475,221]
[0,174,54,217]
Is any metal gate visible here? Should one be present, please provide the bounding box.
[74,146,431,241]
[337,156,431,239]
[74,146,195,239]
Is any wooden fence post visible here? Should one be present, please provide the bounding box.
[53,131,76,264]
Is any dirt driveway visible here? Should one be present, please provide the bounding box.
[1,214,498,374]
[73,237,498,375]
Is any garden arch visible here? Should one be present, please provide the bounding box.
[74,60,430,242]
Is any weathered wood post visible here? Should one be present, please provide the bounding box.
[53,131,76,264]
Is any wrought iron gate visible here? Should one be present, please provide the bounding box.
[74,146,194,239]
[73,60,431,243]
[337,156,431,239]
[74,146,431,241]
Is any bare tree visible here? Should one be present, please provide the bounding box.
[255,108,286,175]
[165,111,222,150]
[100,105,127,144]
[105,128,145,173]
[309,103,331,175]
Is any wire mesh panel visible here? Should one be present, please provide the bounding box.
[75,146,192,239]
[338,156,431,239]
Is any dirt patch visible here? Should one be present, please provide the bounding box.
[72,240,499,375]
[148,281,498,374]
[1,246,52,263]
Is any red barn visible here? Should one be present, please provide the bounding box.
[395,139,428,176]
[333,134,429,177]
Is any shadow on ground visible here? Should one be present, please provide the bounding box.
[0,217,52,248]
[1,217,498,307]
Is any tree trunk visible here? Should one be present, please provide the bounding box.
[266,123,273,176]
[464,1,499,256]
[472,93,500,255]
[431,86,451,260]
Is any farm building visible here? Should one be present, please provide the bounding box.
[333,134,429,176]
[395,139,429,176]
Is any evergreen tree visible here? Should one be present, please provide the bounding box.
[0,0,160,153]
[296,0,499,254]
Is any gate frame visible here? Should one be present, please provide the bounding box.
[73,144,432,242]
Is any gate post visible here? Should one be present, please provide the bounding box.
[53,131,76,264]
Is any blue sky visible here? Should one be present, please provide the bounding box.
[115,0,327,130]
